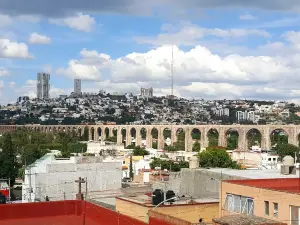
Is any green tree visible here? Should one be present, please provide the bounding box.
[129,155,134,180]
[275,143,300,161]
[22,144,48,165]
[271,133,288,146]
[151,129,158,139]
[150,157,189,172]
[227,133,238,150]
[106,136,117,142]
[198,147,241,169]
[132,146,149,156]
[0,133,19,186]
[152,142,157,149]
[208,132,218,147]
[192,141,201,152]
[81,127,89,141]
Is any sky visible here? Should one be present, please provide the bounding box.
[2,1,300,103]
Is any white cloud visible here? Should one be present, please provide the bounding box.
[18,79,65,99]
[56,38,300,101]
[49,13,96,32]
[43,64,53,74]
[56,60,101,80]
[0,39,33,59]
[9,81,15,88]
[0,67,10,76]
[0,80,4,89]
[239,13,256,20]
[17,15,40,23]
[0,14,12,27]
[28,32,51,44]
[133,22,270,46]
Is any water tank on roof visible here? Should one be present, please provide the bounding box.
[283,156,294,166]
[189,156,199,169]
[152,189,164,206]
[166,190,176,203]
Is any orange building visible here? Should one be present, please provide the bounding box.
[220,178,300,225]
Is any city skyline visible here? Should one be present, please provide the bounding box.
[1,2,300,103]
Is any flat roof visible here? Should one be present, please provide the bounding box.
[206,168,300,179]
[226,178,300,194]
[117,195,218,207]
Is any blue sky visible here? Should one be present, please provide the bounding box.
[1,1,300,103]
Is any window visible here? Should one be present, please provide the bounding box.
[265,201,269,216]
[273,203,278,217]
[290,205,299,225]
[224,193,254,215]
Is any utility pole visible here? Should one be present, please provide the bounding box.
[82,177,88,225]
[75,177,85,200]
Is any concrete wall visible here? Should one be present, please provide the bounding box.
[23,160,122,202]
[157,202,219,224]
[153,169,244,199]
[116,197,219,224]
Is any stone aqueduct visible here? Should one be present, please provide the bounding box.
[1,125,300,151]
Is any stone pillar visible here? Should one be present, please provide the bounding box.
[94,128,98,141]
[261,127,271,150]
[117,128,122,145]
[136,128,141,147]
[200,127,209,149]
[109,128,114,137]
[89,129,93,141]
[184,127,192,152]
[171,128,177,145]
[157,128,164,150]
[126,128,132,147]
[146,128,152,148]
[218,127,226,147]
[237,128,247,151]
[288,127,298,146]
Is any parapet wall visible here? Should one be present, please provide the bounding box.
[0,200,172,225]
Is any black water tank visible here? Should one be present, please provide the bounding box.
[166,190,175,202]
[152,189,164,206]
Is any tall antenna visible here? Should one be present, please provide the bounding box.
[171,45,174,96]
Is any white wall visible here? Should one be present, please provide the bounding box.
[22,155,122,202]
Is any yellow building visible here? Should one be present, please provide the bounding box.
[116,196,219,224]
[220,178,300,225]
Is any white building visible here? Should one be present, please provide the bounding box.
[22,154,122,202]
[230,150,279,169]
[86,141,126,154]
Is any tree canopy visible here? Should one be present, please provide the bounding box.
[198,147,241,169]
[150,157,189,172]
[0,133,19,186]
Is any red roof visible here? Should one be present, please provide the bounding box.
[227,178,300,194]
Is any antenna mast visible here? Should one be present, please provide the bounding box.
[171,45,174,97]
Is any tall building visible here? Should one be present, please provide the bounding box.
[140,87,153,98]
[74,79,81,95]
[37,72,50,99]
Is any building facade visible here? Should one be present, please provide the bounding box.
[37,72,50,99]
[141,87,153,98]
[22,154,122,202]
[220,178,300,225]
[74,79,81,95]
